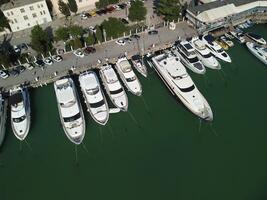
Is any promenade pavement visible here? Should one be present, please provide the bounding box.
[0,22,197,92]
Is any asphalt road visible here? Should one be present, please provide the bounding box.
[0,22,196,92]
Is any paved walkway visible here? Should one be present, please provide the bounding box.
[0,22,197,92]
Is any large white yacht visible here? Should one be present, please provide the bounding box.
[230,30,246,43]
[0,94,7,146]
[54,78,85,145]
[79,71,109,125]
[151,51,213,121]
[191,37,221,70]
[10,88,31,141]
[246,33,266,45]
[201,34,232,63]
[131,54,148,77]
[115,56,142,96]
[99,64,128,111]
[173,40,206,74]
[246,42,267,65]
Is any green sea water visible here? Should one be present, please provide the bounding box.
[1,24,267,200]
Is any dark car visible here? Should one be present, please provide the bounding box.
[118,3,126,9]
[96,9,107,15]
[120,18,129,24]
[130,34,140,39]
[148,30,158,35]
[9,69,19,77]
[84,46,96,54]
[124,37,132,43]
[34,59,45,67]
[16,65,26,73]
[19,43,28,51]
[105,6,115,13]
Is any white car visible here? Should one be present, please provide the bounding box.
[73,49,84,58]
[113,5,121,10]
[80,13,88,20]
[88,26,96,33]
[13,45,21,53]
[116,39,125,46]
[52,55,63,62]
[44,57,53,65]
[0,70,9,79]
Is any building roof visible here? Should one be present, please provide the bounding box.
[188,0,265,15]
[0,0,44,11]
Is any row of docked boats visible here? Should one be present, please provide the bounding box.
[0,55,146,146]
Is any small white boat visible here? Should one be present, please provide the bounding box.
[99,64,128,111]
[79,71,109,125]
[220,36,234,47]
[246,42,267,65]
[131,54,148,77]
[173,40,206,74]
[10,88,31,141]
[191,37,221,70]
[0,94,7,146]
[201,34,232,63]
[246,33,266,45]
[151,51,213,121]
[115,56,142,96]
[225,33,234,40]
[54,78,85,145]
[230,31,246,43]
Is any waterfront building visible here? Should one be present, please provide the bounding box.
[0,0,52,33]
[50,0,98,17]
[186,0,267,33]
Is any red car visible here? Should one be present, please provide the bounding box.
[105,6,115,13]
[84,47,96,54]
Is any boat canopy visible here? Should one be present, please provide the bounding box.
[9,92,23,105]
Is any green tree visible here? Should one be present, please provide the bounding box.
[85,34,95,46]
[0,10,10,31]
[68,38,83,49]
[68,0,78,13]
[55,26,69,41]
[95,0,119,9]
[95,25,103,42]
[30,25,52,54]
[69,25,83,38]
[128,0,147,22]
[157,0,182,21]
[101,17,128,39]
[58,0,71,18]
[0,54,10,67]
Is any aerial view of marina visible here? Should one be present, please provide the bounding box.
[1,0,267,199]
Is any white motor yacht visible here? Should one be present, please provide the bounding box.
[246,42,267,65]
[151,51,213,121]
[131,54,148,77]
[201,34,232,63]
[10,88,31,141]
[230,30,246,43]
[54,78,85,145]
[79,71,109,125]
[173,40,206,74]
[191,37,221,70]
[115,56,142,96]
[99,64,128,111]
[246,33,266,45]
[0,94,7,146]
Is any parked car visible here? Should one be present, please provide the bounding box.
[130,34,140,39]
[13,45,21,53]
[9,69,19,77]
[120,18,129,24]
[113,5,121,10]
[148,30,158,35]
[0,70,9,79]
[96,9,107,15]
[34,59,45,67]
[16,65,26,73]
[84,46,96,54]
[44,57,53,65]
[56,48,65,55]
[73,49,84,58]
[24,63,35,70]
[116,39,126,46]
[89,10,97,17]
[118,3,127,9]
[123,37,132,43]
[105,6,115,13]
[88,26,96,33]
[18,43,28,51]
[52,55,63,62]
[80,12,88,20]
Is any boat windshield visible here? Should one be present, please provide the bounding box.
[126,76,136,82]
[86,86,99,95]
[120,61,132,73]
[90,99,105,108]
[217,48,224,53]
[170,73,188,80]
[202,52,212,58]
[63,113,81,122]
[110,88,123,95]
[13,115,26,123]
[178,85,195,92]
[60,100,76,108]
[57,82,71,90]
[188,56,199,63]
